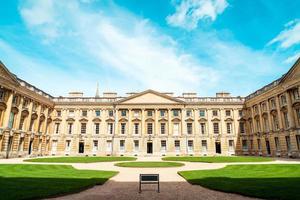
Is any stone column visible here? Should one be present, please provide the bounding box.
[2,91,13,154]
[286,91,295,128]
[275,95,284,130]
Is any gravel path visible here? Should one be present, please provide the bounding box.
[1,157,300,200]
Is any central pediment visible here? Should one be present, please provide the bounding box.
[117,90,184,104]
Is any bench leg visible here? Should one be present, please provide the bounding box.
[158,182,160,193]
[139,181,141,193]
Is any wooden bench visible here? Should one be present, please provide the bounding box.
[139,174,160,193]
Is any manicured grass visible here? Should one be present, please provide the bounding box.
[179,164,300,200]
[115,161,184,168]
[162,156,274,163]
[24,156,137,163]
[0,164,118,200]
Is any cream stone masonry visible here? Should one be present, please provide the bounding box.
[0,57,300,158]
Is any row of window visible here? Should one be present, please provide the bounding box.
[54,122,245,135]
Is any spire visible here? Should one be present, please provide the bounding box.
[95,82,100,98]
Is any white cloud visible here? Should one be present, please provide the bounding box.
[284,52,300,64]
[268,19,300,49]
[18,0,218,95]
[167,0,228,30]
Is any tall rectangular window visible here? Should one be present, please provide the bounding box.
[147,123,153,134]
[229,140,234,151]
[212,110,218,116]
[186,110,192,117]
[173,123,179,135]
[147,110,153,117]
[121,110,127,117]
[93,140,98,151]
[275,137,280,151]
[188,140,193,152]
[296,135,300,150]
[226,123,232,134]
[94,123,100,134]
[283,112,289,128]
[19,116,25,130]
[257,139,261,151]
[108,110,114,117]
[201,140,207,152]
[81,123,86,134]
[242,140,248,151]
[121,123,126,134]
[213,123,219,134]
[68,123,73,134]
[286,136,291,151]
[65,140,71,151]
[240,122,245,134]
[187,123,193,134]
[161,140,166,152]
[55,123,60,134]
[175,140,180,151]
[134,123,139,134]
[120,140,125,151]
[225,110,231,116]
[160,123,166,134]
[200,123,206,134]
[108,123,113,134]
[134,140,139,151]
[160,110,165,117]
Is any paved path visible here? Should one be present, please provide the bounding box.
[1,157,300,200]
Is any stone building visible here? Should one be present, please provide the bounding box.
[0,57,299,158]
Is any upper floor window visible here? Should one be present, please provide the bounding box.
[94,123,100,134]
[22,99,29,108]
[81,123,87,134]
[95,110,101,117]
[56,110,61,117]
[133,110,139,117]
[134,123,139,134]
[54,123,60,134]
[147,123,153,134]
[270,98,276,109]
[226,123,232,134]
[173,110,179,117]
[238,110,243,117]
[283,112,289,129]
[121,123,126,134]
[186,110,192,117]
[108,123,113,134]
[0,90,5,100]
[121,110,127,117]
[69,110,75,117]
[293,89,300,100]
[82,110,87,117]
[108,110,114,117]
[160,110,165,117]
[160,123,166,134]
[199,110,205,117]
[187,123,193,134]
[254,106,258,114]
[68,123,73,134]
[261,103,267,111]
[281,95,287,105]
[240,122,245,134]
[213,123,219,134]
[225,110,231,116]
[12,95,18,105]
[212,110,218,117]
[200,123,206,134]
[147,110,153,117]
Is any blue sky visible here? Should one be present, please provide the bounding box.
[0,0,299,97]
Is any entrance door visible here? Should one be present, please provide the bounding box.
[28,140,33,155]
[266,140,271,155]
[79,142,84,153]
[215,142,221,154]
[147,142,153,154]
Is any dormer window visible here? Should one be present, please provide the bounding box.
[225,110,231,116]
[82,110,87,117]
[160,110,165,117]
[186,110,192,117]
[173,110,179,117]
[199,110,205,117]
[121,110,127,117]
[95,110,101,117]
[212,110,218,117]
[147,110,153,117]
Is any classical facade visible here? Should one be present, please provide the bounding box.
[241,57,300,158]
[0,57,300,158]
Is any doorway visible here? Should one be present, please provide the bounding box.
[215,142,221,154]
[28,140,33,155]
[266,140,271,155]
[79,142,84,153]
[147,142,153,154]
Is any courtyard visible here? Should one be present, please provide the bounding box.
[1,156,300,200]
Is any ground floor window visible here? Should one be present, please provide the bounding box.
[106,140,112,152]
[275,137,280,151]
[65,140,71,152]
[242,140,248,151]
[257,139,261,151]
[228,140,234,152]
[78,142,84,153]
[296,135,300,150]
[134,140,139,152]
[120,140,125,152]
[188,140,193,152]
[161,140,166,152]
[215,142,221,154]
[175,140,180,152]
[93,140,98,152]
[201,140,207,152]
[286,136,291,152]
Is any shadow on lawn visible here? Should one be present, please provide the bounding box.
[0,176,109,200]
[186,177,300,200]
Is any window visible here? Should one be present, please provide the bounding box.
[121,123,126,134]
[293,89,300,100]
[296,108,300,125]
[19,116,25,130]
[200,123,206,134]
[93,140,98,151]
[283,112,289,128]
[95,110,101,117]
[121,110,127,117]
[94,123,100,134]
[286,136,291,151]
[250,140,253,149]
[226,123,232,134]
[29,119,34,131]
[65,140,71,151]
[188,140,193,152]
[108,110,114,117]
[187,123,193,134]
[263,116,269,132]
[173,110,179,117]
[240,122,245,134]
[186,110,192,117]
[160,110,165,117]
[175,140,180,151]
[55,123,60,134]
[120,140,125,151]
[272,114,279,130]
[56,110,61,117]
[108,123,113,134]
[238,110,243,117]
[270,99,276,109]
[275,137,280,151]
[81,123,86,134]
[242,140,248,151]
[212,110,218,116]
[133,110,139,117]
[0,90,5,100]
[199,110,205,117]
[213,123,219,134]
[256,119,261,132]
[281,95,287,105]
[201,140,207,152]
[228,140,234,151]
[173,123,179,135]
[161,140,166,151]
[147,123,153,134]
[257,139,261,151]
[22,99,29,108]
[225,110,231,116]
[160,123,166,134]
[69,110,75,117]
[134,123,139,134]
[262,103,267,111]
[147,110,153,117]
[68,123,73,134]
[106,140,112,151]
[134,140,139,151]
[296,135,300,150]
[12,95,18,105]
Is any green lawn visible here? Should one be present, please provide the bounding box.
[115,161,184,168]
[179,164,300,200]
[162,156,274,163]
[0,164,117,200]
[24,156,137,163]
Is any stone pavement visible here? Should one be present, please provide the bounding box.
[1,157,300,200]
